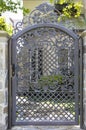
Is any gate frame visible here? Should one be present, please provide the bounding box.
[8,23,83,129]
[79,37,84,129]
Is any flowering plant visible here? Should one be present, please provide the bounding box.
[0,16,13,35]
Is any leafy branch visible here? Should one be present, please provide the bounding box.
[0,0,30,16]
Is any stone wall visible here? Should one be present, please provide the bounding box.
[0,31,9,130]
[81,31,86,129]
[83,0,86,19]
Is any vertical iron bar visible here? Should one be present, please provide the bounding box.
[79,37,84,129]
[11,38,17,125]
[8,38,12,129]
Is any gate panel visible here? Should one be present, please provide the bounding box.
[11,24,79,125]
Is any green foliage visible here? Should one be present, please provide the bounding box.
[62,1,83,18]
[50,0,83,20]
[38,75,63,87]
[0,0,30,34]
[0,16,13,35]
[0,0,30,16]
[50,0,54,4]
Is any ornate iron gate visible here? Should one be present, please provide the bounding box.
[11,3,80,126]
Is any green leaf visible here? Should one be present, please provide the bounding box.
[50,0,54,3]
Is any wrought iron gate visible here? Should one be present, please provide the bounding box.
[10,3,80,126]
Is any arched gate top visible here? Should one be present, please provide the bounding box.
[14,2,60,33]
[13,23,79,40]
[12,2,79,40]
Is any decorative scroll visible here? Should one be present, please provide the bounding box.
[14,2,79,35]
[14,3,61,33]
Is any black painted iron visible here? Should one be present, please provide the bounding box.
[10,2,81,127]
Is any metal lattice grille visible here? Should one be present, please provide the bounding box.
[11,26,79,125]
[16,92,75,122]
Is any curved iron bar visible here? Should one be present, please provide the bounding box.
[14,2,79,35]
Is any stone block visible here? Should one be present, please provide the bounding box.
[0,113,2,121]
[5,90,8,105]
[3,106,8,114]
[0,123,7,130]
[2,114,8,126]
[0,47,3,54]
[0,105,3,121]
[83,71,86,82]
[83,103,86,127]
[83,88,86,99]
[0,123,6,130]
[83,37,86,46]
[0,91,4,104]
[0,44,8,71]
[0,64,3,70]
[5,44,8,69]
[0,81,3,89]
[5,77,8,88]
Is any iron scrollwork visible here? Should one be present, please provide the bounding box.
[12,2,79,125]
[14,3,60,33]
[14,2,79,35]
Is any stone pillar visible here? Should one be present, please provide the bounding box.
[83,0,86,19]
[0,31,9,130]
[81,31,86,129]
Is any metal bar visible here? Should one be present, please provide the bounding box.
[12,76,17,125]
[11,38,17,126]
[79,37,84,129]
[12,23,78,40]
[8,38,12,129]
[14,121,77,126]
[74,38,79,124]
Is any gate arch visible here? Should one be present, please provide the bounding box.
[10,2,80,126]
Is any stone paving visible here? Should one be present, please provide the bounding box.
[11,125,82,130]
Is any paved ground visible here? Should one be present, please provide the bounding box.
[11,125,82,130]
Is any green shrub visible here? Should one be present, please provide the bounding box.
[0,16,13,35]
[38,75,63,87]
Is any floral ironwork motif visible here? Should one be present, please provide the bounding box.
[14,2,80,36]
[15,3,61,33]
[15,26,77,123]
[12,2,79,126]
